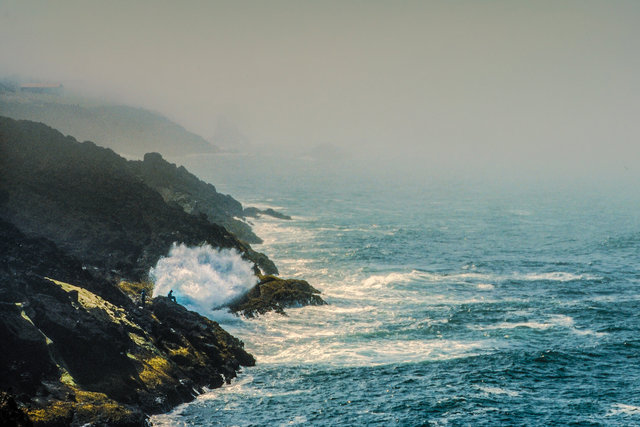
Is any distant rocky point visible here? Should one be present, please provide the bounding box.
[243,207,292,220]
[133,152,264,244]
[0,91,217,158]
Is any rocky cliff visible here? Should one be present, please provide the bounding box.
[0,219,254,425]
[0,116,276,281]
[0,116,325,425]
[130,152,262,244]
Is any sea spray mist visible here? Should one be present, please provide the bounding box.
[150,243,258,317]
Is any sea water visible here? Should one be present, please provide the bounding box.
[152,158,640,426]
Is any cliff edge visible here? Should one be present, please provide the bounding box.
[0,219,254,425]
[0,116,325,425]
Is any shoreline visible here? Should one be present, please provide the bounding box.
[0,117,324,426]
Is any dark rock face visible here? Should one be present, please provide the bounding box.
[150,298,255,384]
[131,152,262,244]
[0,116,325,424]
[0,220,254,425]
[0,117,277,279]
[0,392,32,427]
[230,275,326,318]
[0,302,58,399]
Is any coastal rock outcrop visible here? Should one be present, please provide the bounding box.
[0,116,325,425]
[243,207,292,220]
[131,152,263,244]
[0,219,254,425]
[0,116,277,280]
[230,275,326,318]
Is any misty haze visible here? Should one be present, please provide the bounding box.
[1,1,639,425]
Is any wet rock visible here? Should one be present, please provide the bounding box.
[230,275,326,318]
[0,220,254,425]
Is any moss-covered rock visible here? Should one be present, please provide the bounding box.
[26,390,145,427]
[230,275,326,318]
[0,220,254,425]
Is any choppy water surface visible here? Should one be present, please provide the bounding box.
[153,174,640,426]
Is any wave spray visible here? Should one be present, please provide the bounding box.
[150,243,257,317]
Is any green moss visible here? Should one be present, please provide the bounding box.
[27,401,74,425]
[138,356,174,389]
[230,275,325,317]
[16,303,54,345]
[59,368,77,387]
[46,277,141,330]
[117,280,154,300]
[28,391,139,426]
[75,401,135,424]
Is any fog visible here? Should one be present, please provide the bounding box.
[1,1,639,186]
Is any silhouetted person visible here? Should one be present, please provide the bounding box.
[168,289,177,303]
[140,289,147,306]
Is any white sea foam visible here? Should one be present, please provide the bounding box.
[256,337,484,367]
[476,385,520,397]
[472,321,555,331]
[514,272,600,282]
[361,271,423,288]
[149,415,189,427]
[150,243,257,318]
[251,220,317,247]
[375,270,601,285]
[467,314,604,337]
[607,403,640,416]
[350,268,597,297]
[447,271,599,283]
[471,315,576,331]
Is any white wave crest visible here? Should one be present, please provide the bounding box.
[471,315,575,331]
[514,272,600,282]
[607,403,640,416]
[438,271,599,283]
[361,271,423,288]
[357,269,597,290]
[257,337,484,367]
[150,243,257,318]
[477,386,520,397]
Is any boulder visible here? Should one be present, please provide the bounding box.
[230,275,326,318]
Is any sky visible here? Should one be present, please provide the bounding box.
[1,0,639,184]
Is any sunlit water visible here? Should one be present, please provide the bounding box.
[153,160,640,425]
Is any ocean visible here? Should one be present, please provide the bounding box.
[152,156,640,426]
